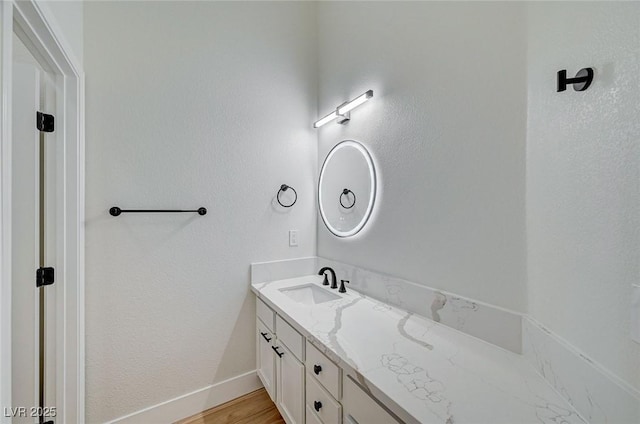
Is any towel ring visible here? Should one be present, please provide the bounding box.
[340,188,356,209]
[277,184,297,208]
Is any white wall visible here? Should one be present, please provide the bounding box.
[81,0,640,418]
[38,0,83,65]
[526,2,640,392]
[316,2,528,311]
[84,2,317,422]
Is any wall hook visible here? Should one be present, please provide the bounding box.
[340,188,356,209]
[277,184,297,208]
[557,68,593,92]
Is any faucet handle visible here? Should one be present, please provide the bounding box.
[322,273,329,286]
[339,280,349,293]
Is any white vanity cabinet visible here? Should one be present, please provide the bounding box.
[256,298,305,424]
[256,297,399,424]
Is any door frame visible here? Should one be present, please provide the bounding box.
[0,0,85,422]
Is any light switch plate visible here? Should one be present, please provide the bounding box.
[631,284,640,344]
[289,230,298,247]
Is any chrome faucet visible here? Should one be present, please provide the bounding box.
[318,267,338,289]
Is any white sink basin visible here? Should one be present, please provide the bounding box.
[279,283,341,305]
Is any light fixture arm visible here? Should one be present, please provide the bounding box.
[335,102,350,125]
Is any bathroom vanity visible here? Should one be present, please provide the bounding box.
[257,297,396,424]
[252,275,585,424]
[255,287,397,424]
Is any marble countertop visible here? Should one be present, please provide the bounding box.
[252,275,586,424]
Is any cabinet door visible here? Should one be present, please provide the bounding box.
[276,342,305,424]
[257,319,276,401]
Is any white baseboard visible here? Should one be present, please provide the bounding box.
[106,371,262,424]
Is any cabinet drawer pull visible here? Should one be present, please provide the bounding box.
[260,332,272,342]
[272,345,284,358]
[313,364,322,375]
[314,400,322,412]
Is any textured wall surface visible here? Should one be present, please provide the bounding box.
[81,1,640,420]
[84,2,317,422]
[38,0,83,65]
[316,2,528,311]
[526,2,640,391]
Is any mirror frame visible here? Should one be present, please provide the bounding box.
[318,140,377,238]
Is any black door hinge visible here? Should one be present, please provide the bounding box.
[36,111,55,132]
[36,267,55,287]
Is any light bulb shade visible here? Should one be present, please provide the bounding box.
[337,90,373,115]
[314,111,337,128]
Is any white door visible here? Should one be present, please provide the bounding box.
[12,60,40,424]
[12,40,57,423]
[257,320,276,401]
[276,342,305,424]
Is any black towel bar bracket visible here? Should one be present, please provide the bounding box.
[109,207,207,216]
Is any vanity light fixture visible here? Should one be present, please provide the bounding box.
[338,90,373,114]
[314,111,338,128]
[313,90,373,128]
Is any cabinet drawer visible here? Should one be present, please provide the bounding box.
[306,340,341,399]
[306,406,324,424]
[256,298,275,332]
[276,315,304,361]
[306,374,341,424]
[342,376,398,424]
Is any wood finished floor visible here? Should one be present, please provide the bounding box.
[175,389,285,424]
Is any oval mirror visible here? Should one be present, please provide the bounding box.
[318,140,377,237]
